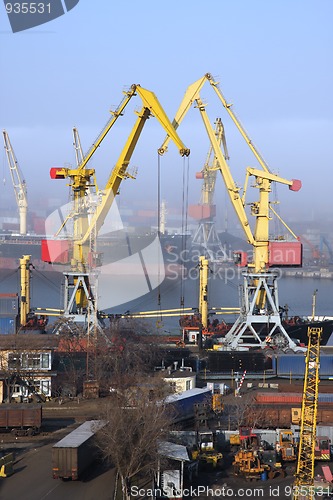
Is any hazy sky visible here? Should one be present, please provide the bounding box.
[1,1,332,232]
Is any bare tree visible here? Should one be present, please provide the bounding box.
[97,373,172,500]
[222,392,266,430]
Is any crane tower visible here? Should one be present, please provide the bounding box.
[292,326,322,500]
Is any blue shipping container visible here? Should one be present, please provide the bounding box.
[277,354,333,378]
[0,317,16,335]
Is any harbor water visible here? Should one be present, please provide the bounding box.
[0,264,332,342]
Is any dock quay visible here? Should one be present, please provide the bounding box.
[283,268,333,279]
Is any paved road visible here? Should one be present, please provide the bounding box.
[0,441,116,500]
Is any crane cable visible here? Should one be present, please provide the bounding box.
[157,153,162,323]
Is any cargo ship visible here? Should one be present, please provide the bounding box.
[181,314,333,347]
[0,231,188,273]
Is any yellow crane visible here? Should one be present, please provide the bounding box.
[48,84,190,327]
[190,118,230,262]
[159,74,302,350]
[2,130,28,235]
[292,327,322,500]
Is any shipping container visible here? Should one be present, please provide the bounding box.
[0,404,42,435]
[255,393,302,404]
[164,387,212,424]
[318,394,333,404]
[268,241,302,267]
[0,294,18,315]
[277,354,333,378]
[52,420,106,480]
[0,316,17,334]
[188,204,216,220]
[41,239,70,264]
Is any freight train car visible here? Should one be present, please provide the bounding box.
[249,405,333,428]
[164,387,212,423]
[0,404,42,435]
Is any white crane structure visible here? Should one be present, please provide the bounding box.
[2,130,28,235]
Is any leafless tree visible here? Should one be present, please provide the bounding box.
[96,372,172,500]
[222,392,266,430]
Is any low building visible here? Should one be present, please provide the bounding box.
[163,368,196,394]
[0,334,58,402]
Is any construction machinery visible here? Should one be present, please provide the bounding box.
[192,430,223,469]
[2,130,28,235]
[43,84,189,331]
[315,435,331,461]
[232,449,269,481]
[159,73,303,351]
[276,429,297,462]
[292,327,322,500]
[232,427,287,480]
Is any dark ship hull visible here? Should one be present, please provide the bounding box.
[281,318,333,346]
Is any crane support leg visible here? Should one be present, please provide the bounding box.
[223,272,299,351]
[61,271,103,335]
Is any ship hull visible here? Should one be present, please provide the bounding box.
[282,319,333,346]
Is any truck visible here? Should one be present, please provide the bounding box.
[52,420,106,480]
[0,404,42,436]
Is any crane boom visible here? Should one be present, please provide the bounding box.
[159,77,301,273]
[72,127,84,167]
[159,75,302,351]
[76,85,190,269]
[49,83,190,321]
[2,130,28,235]
[199,118,228,207]
[76,86,137,173]
[190,118,230,262]
[159,73,270,174]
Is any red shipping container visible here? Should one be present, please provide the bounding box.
[188,204,216,220]
[255,392,302,404]
[41,239,70,264]
[268,241,303,267]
